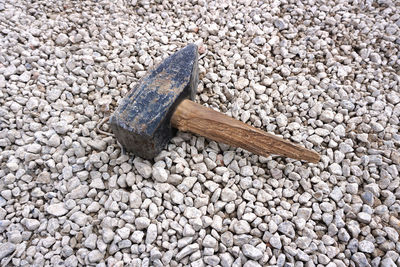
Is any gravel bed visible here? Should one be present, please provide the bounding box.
[1,0,400,266]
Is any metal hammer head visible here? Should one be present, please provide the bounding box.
[109,44,199,159]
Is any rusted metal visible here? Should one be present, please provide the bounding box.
[109,44,199,159]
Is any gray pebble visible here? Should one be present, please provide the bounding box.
[0,242,16,260]
[233,220,251,234]
[134,161,152,178]
[242,244,263,260]
[357,212,371,224]
[278,222,295,239]
[221,188,237,202]
[145,223,157,244]
[269,233,282,249]
[135,217,150,230]
[88,250,103,263]
[358,240,374,253]
[351,252,369,267]
[46,203,68,216]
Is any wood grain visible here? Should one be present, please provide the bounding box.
[171,99,320,163]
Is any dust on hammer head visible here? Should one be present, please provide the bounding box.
[109,44,199,159]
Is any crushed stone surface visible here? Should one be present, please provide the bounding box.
[0,0,399,266]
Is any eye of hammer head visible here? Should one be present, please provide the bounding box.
[109,44,199,159]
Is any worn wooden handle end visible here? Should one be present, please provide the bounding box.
[171,100,320,163]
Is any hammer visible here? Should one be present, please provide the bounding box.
[109,44,320,163]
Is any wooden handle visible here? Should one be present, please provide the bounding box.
[171,100,320,163]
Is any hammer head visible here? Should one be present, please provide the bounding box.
[109,44,199,159]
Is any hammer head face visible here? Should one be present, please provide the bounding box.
[110,44,199,159]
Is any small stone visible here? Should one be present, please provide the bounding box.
[184,207,202,219]
[152,167,168,182]
[203,235,217,248]
[297,208,312,220]
[19,71,31,82]
[87,202,101,213]
[135,217,150,230]
[96,77,105,87]
[88,139,107,151]
[337,65,351,78]
[296,236,311,249]
[221,232,234,247]
[68,185,89,199]
[276,114,288,127]
[252,83,266,94]
[117,227,130,239]
[84,234,97,249]
[351,252,369,267]
[129,190,142,209]
[240,166,253,176]
[384,227,399,242]
[47,88,62,101]
[175,244,199,261]
[42,236,56,248]
[102,228,114,243]
[233,220,251,234]
[369,52,381,64]
[193,162,207,173]
[220,252,234,267]
[281,66,291,76]
[358,240,374,253]
[329,163,342,176]
[4,65,16,78]
[90,178,105,190]
[146,224,157,244]
[221,188,237,202]
[48,134,61,147]
[357,212,371,224]
[380,258,396,267]
[320,110,334,123]
[160,35,168,45]
[70,211,89,226]
[65,255,78,266]
[131,231,145,243]
[371,122,384,132]
[24,219,40,230]
[361,191,374,206]
[7,231,22,244]
[54,120,71,135]
[269,233,282,249]
[346,183,359,194]
[339,143,353,153]
[253,36,266,45]
[242,244,263,260]
[46,203,68,216]
[308,135,324,146]
[62,166,73,179]
[56,33,69,45]
[0,242,16,260]
[274,19,287,30]
[171,190,184,204]
[318,254,330,265]
[243,260,262,267]
[88,250,103,263]
[330,187,343,202]
[178,177,197,193]
[278,222,295,239]
[320,202,334,212]
[134,162,152,178]
[235,77,249,90]
[338,228,350,242]
[334,125,346,137]
[27,143,41,153]
[204,181,220,192]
